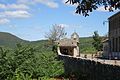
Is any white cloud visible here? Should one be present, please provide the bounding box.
[0,4,29,10]
[17,0,29,3]
[35,0,59,8]
[97,6,109,12]
[0,18,10,24]
[59,24,69,28]
[0,10,31,18]
[62,0,78,7]
[0,0,59,24]
[17,0,35,5]
[62,0,67,2]
[97,6,119,12]
[17,0,59,8]
[0,4,6,9]
[58,24,82,29]
[9,25,17,28]
[8,4,29,10]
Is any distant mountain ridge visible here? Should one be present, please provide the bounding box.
[0,32,29,48]
[0,32,48,48]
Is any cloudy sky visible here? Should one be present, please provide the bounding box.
[0,0,118,41]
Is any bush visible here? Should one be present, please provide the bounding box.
[0,44,64,80]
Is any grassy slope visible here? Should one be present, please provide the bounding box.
[29,40,52,51]
[79,37,96,53]
[0,32,29,48]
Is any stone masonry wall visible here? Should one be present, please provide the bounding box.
[59,55,120,80]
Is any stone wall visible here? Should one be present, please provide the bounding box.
[59,55,120,80]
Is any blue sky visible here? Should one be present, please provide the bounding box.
[0,0,118,41]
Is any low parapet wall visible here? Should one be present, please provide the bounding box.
[59,54,120,80]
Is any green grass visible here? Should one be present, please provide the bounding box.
[79,37,96,54]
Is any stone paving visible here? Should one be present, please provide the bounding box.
[60,53,120,66]
[79,54,120,66]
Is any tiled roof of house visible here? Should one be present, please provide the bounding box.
[56,38,77,47]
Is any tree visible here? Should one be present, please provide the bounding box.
[66,0,120,17]
[92,31,103,51]
[45,24,66,52]
[0,44,64,80]
[45,24,66,42]
[0,47,11,79]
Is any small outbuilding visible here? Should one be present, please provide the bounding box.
[102,39,109,58]
[56,32,80,57]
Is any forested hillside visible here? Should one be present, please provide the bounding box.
[0,32,96,53]
[0,32,28,48]
[80,37,96,53]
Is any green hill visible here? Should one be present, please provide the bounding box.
[0,32,50,50]
[0,32,29,48]
[79,37,96,53]
[0,32,96,53]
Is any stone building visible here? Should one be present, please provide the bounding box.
[102,39,109,58]
[56,32,80,57]
[108,11,120,59]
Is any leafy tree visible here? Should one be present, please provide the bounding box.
[0,44,64,80]
[0,44,36,80]
[45,24,66,43]
[45,24,66,52]
[11,69,32,80]
[12,44,64,79]
[38,51,64,78]
[66,0,120,17]
[92,31,103,51]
